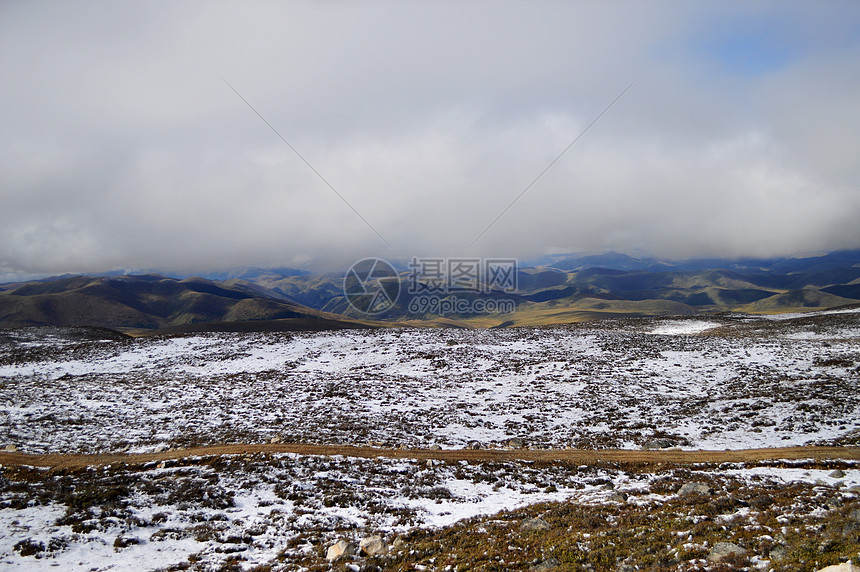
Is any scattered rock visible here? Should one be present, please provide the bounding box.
[507,437,526,449]
[827,496,844,509]
[391,536,407,550]
[520,517,550,532]
[708,542,747,562]
[359,535,387,556]
[678,482,712,495]
[830,469,846,479]
[269,435,283,444]
[605,491,627,503]
[642,438,674,450]
[326,539,355,561]
[678,482,711,495]
[749,494,774,509]
[3,444,17,452]
[769,545,788,561]
[429,444,442,450]
[467,441,482,450]
[817,563,860,572]
[530,557,560,570]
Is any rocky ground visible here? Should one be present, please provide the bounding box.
[0,310,859,455]
[2,453,860,571]
[0,309,859,570]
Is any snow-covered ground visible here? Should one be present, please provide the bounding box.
[1,311,858,454]
[648,320,719,335]
[1,311,859,570]
[1,452,858,570]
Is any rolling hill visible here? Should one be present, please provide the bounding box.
[2,250,859,330]
[0,274,371,333]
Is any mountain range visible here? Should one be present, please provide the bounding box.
[2,250,859,333]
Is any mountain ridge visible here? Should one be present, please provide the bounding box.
[0,274,370,333]
[3,249,860,330]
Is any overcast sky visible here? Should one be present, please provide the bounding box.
[2,1,859,278]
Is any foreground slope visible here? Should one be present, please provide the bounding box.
[2,310,858,454]
[1,312,859,570]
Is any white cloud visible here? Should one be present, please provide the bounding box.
[1,0,859,275]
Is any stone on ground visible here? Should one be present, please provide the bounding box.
[326,539,354,561]
[530,557,560,570]
[678,481,712,495]
[642,438,674,450]
[817,563,860,572]
[359,535,387,556]
[520,517,551,532]
[707,542,747,562]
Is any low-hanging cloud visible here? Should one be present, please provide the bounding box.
[1,0,859,279]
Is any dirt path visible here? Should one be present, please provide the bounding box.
[2,443,860,470]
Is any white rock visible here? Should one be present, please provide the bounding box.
[326,539,355,561]
[531,557,560,570]
[507,437,526,449]
[707,542,747,562]
[678,482,712,495]
[521,517,550,532]
[817,563,860,572]
[359,535,387,556]
[769,545,788,561]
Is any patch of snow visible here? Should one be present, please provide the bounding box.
[649,321,719,335]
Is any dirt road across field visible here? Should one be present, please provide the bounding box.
[2,444,860,470]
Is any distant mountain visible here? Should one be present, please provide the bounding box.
[739,288,858,312]
[2,250,859,331]
[822,284,860,300]
[196,266,308,282]
[533,249,860,275]
[0,274,368,332]
[549,252,666,272]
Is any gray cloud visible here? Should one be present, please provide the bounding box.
[2,0,859,278]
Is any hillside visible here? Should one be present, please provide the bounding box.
[239,250,860,324]
[0,274,368,332]
[739,288,859,313]
[2,250,860,330]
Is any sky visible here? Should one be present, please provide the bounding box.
[2,1,860,279]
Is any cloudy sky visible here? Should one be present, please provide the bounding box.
[2,1,859,278]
